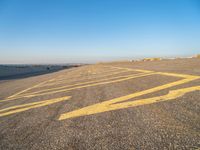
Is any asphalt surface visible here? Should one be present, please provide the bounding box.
[0,58,200,150]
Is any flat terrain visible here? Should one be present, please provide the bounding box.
[0,64,79,80]
[0,58,200,150]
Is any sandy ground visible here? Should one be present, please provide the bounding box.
[0,58,200,150]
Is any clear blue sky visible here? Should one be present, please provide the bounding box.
[0,0,200,64]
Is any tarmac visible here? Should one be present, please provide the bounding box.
[0,58,200,150]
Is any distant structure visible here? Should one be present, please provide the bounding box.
[141,58,162,62]
[131,54,200,62]
[131,57,162,62]
[193,54,200,58]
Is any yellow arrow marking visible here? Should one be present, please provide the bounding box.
[58,77,199,120]
[1,66,199,121]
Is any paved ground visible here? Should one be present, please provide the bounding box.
[0,58,200,150]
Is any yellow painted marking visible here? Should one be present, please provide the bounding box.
[108,66,196,78]
[107,66,153,73]
[22,72,149,96]
[156,72,196,78]
[2,67,106,99]
[52,68,121,82]
[1,65,199,121]
[24,71,198,99]
[7,78,55,99]
[43,70,131,86]
[42,69,136,87]
[59,85,200,120]
[2,66,199,102]
[0,96,71,117]
[5,66,138,99]
[54,68,122,81]
[1,72,155,102]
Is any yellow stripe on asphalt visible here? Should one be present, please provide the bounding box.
[0,96,71,117]
[51,67,121,82]
[21,72,149,96]
[58,76,200,120]
[7,78,57,99]
[1,72,155,102]
[42,69,136,87]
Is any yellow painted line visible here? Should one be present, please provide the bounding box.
[1,72,156,102]
[52,68,121,82]
[109,66,199,79]
[38,68,122,85]
[22,72,149,96]
[6,66,141,99]
[107,66,153,73]
[8,69,80,99]
[58,78,200,120]
[108,66,199,77]
[2,65,200,120]
[7,78,56,99]
[0,96,71,117]
[17,72,155,98]
[43,68,135,87]
[156,72,197,78]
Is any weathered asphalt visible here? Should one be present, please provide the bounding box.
[0,58,200,150]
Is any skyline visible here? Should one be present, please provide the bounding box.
[0,0,200,64]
